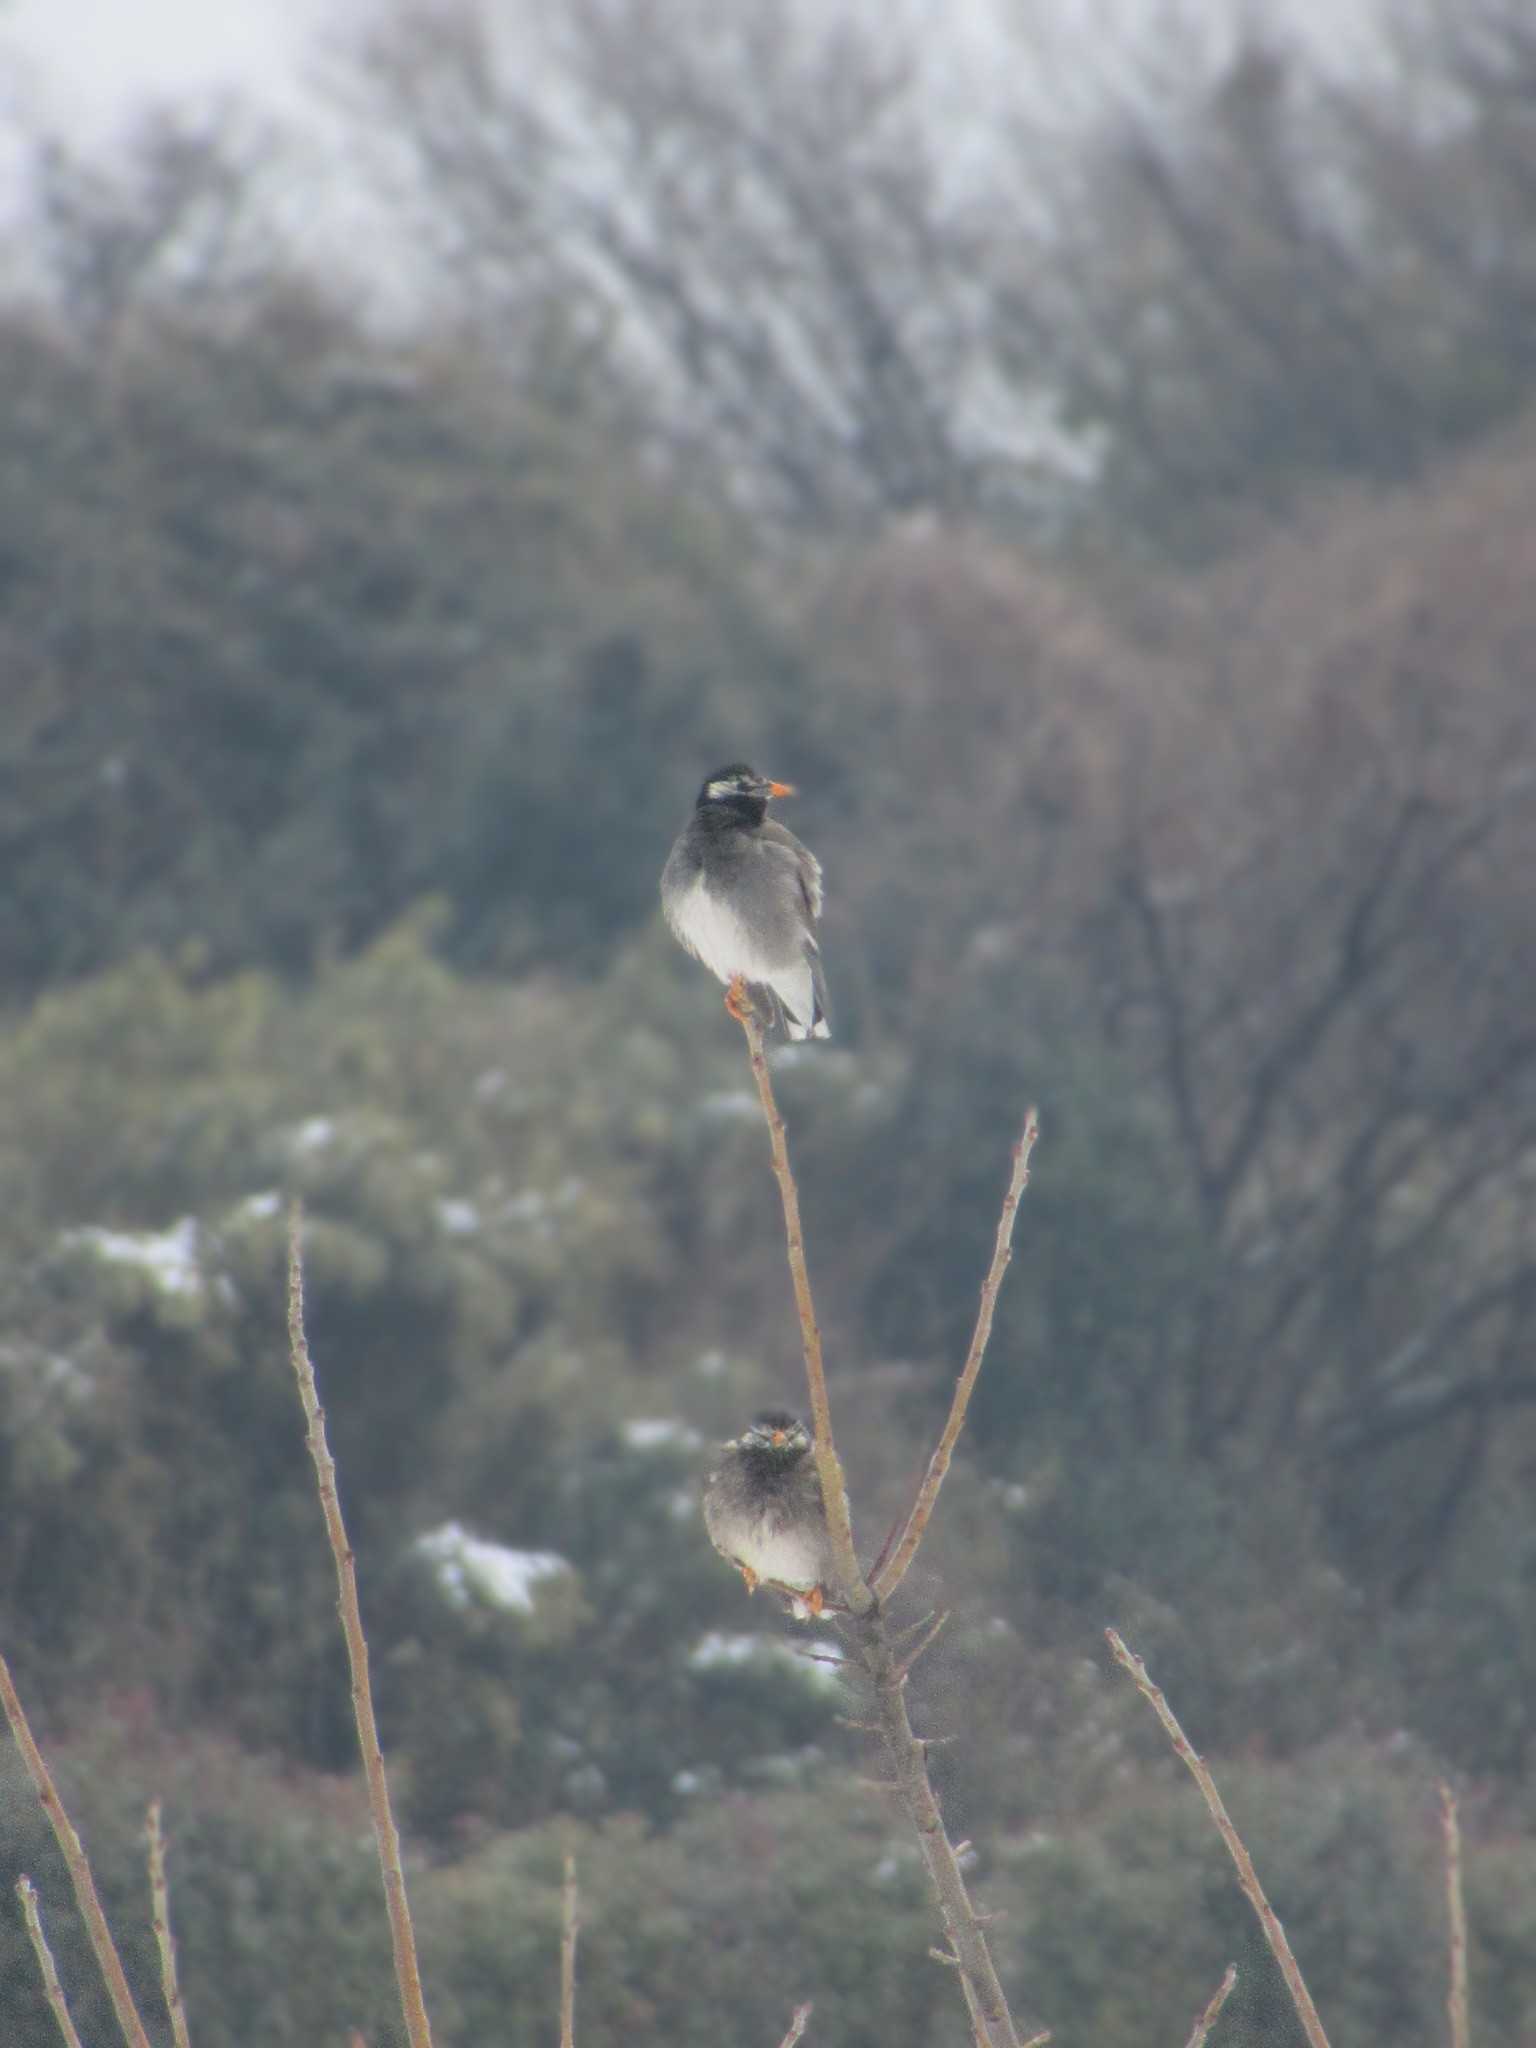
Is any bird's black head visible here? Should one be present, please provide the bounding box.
[736,1410,812,1460]
[696,764,796,826]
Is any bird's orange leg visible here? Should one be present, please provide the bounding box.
[805,1586,824,1619]
[739,1563,760,1595]
[724,973,751,1022]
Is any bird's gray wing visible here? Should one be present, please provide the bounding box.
[758,821,824,924]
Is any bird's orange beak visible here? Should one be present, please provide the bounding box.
[770,1428,787,1446]
[767,780,795,799]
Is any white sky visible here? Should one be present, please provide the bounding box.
[1,0,343,131]
[1,0,1383,140]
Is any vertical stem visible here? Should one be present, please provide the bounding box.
[853,1607,1023,2048]
[735,1005,868,1611]
[287,1209,435,2048]
[146,1801,193,2048]
[1439,1784,1469,2048]
[559,1852,578,2048]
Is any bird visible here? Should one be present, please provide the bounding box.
[702,1410,833,1619]
[660,764,831,1040]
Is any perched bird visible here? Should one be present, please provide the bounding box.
[660,764,831,1040]
[702,1410,832,1618]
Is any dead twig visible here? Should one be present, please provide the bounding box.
[287,1207,435,2048]
[894,1609,950,1682]
[560,1852,579,2048]
[146,1800,193,2048]
[775,2003,814,2048]
[0,1655,155,2048]
[1183,1964,1237,2048]
[1439,1783,1470,2048]
[16,1877,86,2048]
[1106,1630,1330,2048]
[873,1109,1039,1602]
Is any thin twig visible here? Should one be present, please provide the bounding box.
[1439,1783,1470,2048]
[873,1109,1039,1602]
[894,1609,950,1682]
[1183,1964,1237,2048]
[0,1655,155,2048]
[16,1877,86,2048]
[560,1852,579,2048]
[734,1002,869,1612]
[146,1800,193,2048]
[1106,1630,1331,2048]
[287,1207,435,2048]
[775,2003,813,2048]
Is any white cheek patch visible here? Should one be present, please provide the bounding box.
[707,779,745,801]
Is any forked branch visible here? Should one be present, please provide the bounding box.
[734,1010,1031,2048]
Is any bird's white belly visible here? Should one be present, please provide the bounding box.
[734,1514,824,1591]
[669,875,779,982]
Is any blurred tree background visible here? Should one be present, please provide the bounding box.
[2,0,1536,2041]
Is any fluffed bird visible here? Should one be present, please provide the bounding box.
[660,764,831,1040]
[702,1410,832,1619]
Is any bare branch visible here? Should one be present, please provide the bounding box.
[775,2003,814,2048]
[1183,1965,1238,2048]
[286,1206,436,2048]
[733,1002,869,1613]
[1106,1631,1331,2048]
[873,1108,1039,1603]
[0,1656,155,2048]
[894,1609,950,1683]
[560,1852,579,2048]
[16,1877,86,2048]
[146,1801,193,2048]
[1439,1784,1470,2048]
